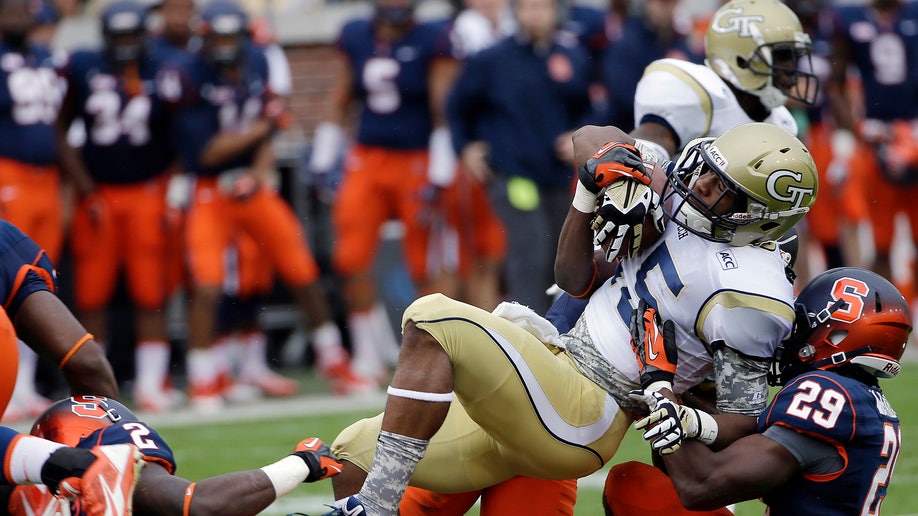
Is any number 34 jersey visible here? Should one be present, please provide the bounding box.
[759,370,901,515]
[579,223,795,414]
[61,47,176,184]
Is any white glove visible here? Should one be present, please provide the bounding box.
[591,180,665,261]
[629,389,719,455]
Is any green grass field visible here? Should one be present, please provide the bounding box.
[148,361,918,515]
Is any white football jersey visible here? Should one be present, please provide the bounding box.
[633,58,798,150]
[582,222,795,396]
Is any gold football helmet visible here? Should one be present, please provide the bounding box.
[664,122,818,246]
[705,0,818,109]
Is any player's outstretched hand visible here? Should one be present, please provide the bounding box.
[577,142,649,194]
[629,300,677,392]
[293,438,343,483]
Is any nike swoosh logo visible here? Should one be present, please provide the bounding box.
[647,326,660,361]
[301,438,319,449]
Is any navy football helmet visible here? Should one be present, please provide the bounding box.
[199,0,249,66]
[101,0,148,64]
[769,268,912,386]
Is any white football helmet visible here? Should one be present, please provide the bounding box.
[663,123,818,246]
[705,0,818,109]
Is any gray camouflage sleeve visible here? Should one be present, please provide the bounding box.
[713,346,771,416]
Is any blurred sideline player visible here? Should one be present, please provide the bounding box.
[4,395,342,515]
[213,231,300,398]
[55,0,184,413]
[0,0,67,420]
[626,267,908,514]
[308,0,458,384]
[826,0,918,303]
[161,0,371,409]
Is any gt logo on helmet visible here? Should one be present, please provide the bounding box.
[710,8,765,38]
[766,169,815,209]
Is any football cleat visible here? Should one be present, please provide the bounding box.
[293,437,343,482]
[318,496,367,516]
[241,369,300,397]
[65,444,144,516]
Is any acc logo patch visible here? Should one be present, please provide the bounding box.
[717,249,737,270]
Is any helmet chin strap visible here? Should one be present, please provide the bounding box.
[754,85,787,110]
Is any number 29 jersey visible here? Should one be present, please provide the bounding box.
[759,370,901,515]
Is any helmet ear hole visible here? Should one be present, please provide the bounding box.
[736,56,749,70]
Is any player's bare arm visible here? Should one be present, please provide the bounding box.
[197,118,274,169]
[662,435,799,510]
[14,291,118,398]
[53,84,96,197]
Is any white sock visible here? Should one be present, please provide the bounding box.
[370,303,400,366]
[348,309,384,378]
[135,341,170,393]
[8,436,65,485]
[240,331,270,379]
[187,348,218,388]
[310,322,346,370]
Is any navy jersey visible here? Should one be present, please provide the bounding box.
[448,33,595,187]
[62,48,175,184]
[161,44,272,177]
[759,370,901,515]
[0,43,62,165]
[831,3,918,121]
[82,421,177,475]
[338,19,451,150]
[0,219,56,317]
[602,15,702,131]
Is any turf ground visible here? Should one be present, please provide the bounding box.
[108,358,918,516]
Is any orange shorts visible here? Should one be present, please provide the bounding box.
[401,476,577,516]
[0,158,62,263]
[804,122,868,246]
[443,166,507,275]
[186,178,318,289]
[0,307,18,416]
[603,461,733,516]
[70,177,170,311]
[225,231,275,299]
[856,143,918,253]
[334,145,453,282]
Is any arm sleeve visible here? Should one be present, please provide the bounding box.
[762,425,845,475]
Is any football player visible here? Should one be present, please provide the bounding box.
[0,220,118,413]
[317,122,817,516]
[826,0,918,303]
[55,0,184,413]
[160,0,372,407]
[0,0,67,420]
[627,267,908,514]
[2,395,342,515]
[308,0,459,384]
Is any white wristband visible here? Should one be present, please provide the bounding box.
[260,455,310,498]
[645,380,673,394]
[428,127,457,187]
[694,409,719,445]
[309,122,344,173]
[572,181,599,214]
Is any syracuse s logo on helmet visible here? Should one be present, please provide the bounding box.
[766,169,815,209]
[710,7,765,37]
